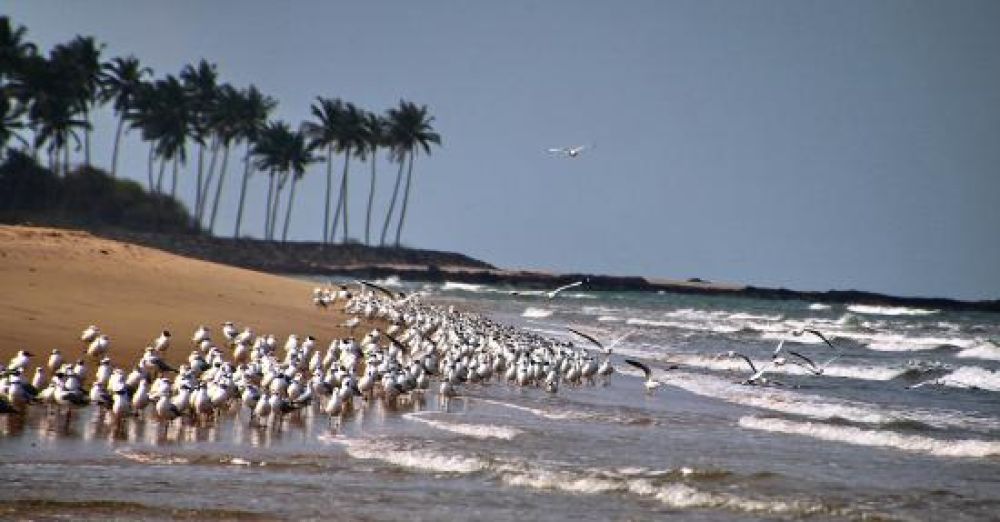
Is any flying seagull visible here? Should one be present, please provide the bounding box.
[511,280,586,299]
[794,328,839,351]
[623,358,678,392]
[726,351,776,386]
[568,327,603,350]
[547,144,594,158]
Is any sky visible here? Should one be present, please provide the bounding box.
[8,1,1000,300]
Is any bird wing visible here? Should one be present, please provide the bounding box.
[786,350,820,374]
[359,280,395,298]
[803,329,838,351]
[732,352,758,374]
[772,340,785,356]
[549,281,583,298]
[547,148,568,154]
[624,358,652,380]
[607,331,633,350]
[567,328,603,350]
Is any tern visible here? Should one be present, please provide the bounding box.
[623,358,678,392]
[726,351,777,386]
[547,144,594,158]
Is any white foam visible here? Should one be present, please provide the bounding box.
[441,281,484,292]
[670,355,904,382]
[325,437,488,474]
[938,366,1000,392]
[862,334,974,352]
[473,398,589,421]
[115,449,189,465]
[626,317,742,334]
[847,305,938,316]
[500,469,820,514]
[522,307,553,319]
[739,416,1000,458]
[808,303,831,311]
[372,275,403,287]
[666,372,999,432]
[403,413,524,440]
[597,315,623,322]
[956,341,1000,361]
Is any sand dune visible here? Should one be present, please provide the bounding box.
[0,226,352,366]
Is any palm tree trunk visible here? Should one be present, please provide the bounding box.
[147,144,155,191]
[62,143,69,177]
[83,109,91,167]
[365,152,377,246]
[264,169,275,239]
[198,138,222,220]
[170,156,178,199]
[209,144,230,234]
[394,151,415,247]
[269,173,287,241]
[330,145,351,244]
[195,142,205,220]
[155,157,167,195]
[380,157,406,246]
[281,176,298,243]
[110,114,125,178]
[322,145,333,245]
[233,146,252,239]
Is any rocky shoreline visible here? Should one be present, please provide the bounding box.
[91,228,1000,313]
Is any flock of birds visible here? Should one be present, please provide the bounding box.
[0,279,847,428]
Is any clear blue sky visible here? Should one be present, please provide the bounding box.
[9,1,1000,300]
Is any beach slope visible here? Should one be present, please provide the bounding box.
[0,226,341,365]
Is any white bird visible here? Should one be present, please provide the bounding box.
[80,325,100,343]
[547,144,594,158]
[152,330,171,352]
[47,349,63,373]
[9,350,32,371]
[87,335,110,358]
[624,358,676,392]
[546,281,584,299]
[192,325,210,345]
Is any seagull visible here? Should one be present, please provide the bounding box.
[785,349,841,376]
[80,325,100,343]
[623,358,677,392]
[547,144,594,158]
[546,280,584,299]
[793,328,839,351]
[726,351,777,385]
[510,280,586,299]
[567,327,604,350]
[152,330,171,352]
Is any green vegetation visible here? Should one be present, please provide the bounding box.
[0,16,440,245]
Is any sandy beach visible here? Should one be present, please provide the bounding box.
[0,225,349,366]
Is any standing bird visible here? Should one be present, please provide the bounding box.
[87,335,110,359]
[152,330,171,352]
[80,325,101,343]
[9,350,32,371]
[47,349,64,373]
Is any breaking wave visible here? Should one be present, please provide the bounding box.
[847,305,938,317]
[402,412,524,440]
[522,307,553,318]
[739,416,1000,458]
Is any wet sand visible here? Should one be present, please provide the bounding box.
[0,225,352,366]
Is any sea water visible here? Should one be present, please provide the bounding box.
[1,280,999,520]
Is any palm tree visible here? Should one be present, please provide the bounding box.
[99,55,152,178]
[382,100,440,247]
[280,129,314,242]
[202,83,240,231]
[360,111,386,246]
[253,121,290,240]
[303,97,343,244]
[50,36,103,167]
[329,102,366,243]
[180,59,218,220]
[232,85,274,238]
[0,91,28,158]
[0,16,37,83]
[12,54,88,175]
[129,75,191,195]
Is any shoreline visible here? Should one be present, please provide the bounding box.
[81,226,1000,314]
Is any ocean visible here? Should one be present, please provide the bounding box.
[2,277,999,520]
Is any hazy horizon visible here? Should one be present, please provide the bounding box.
[8,1,1000,301]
